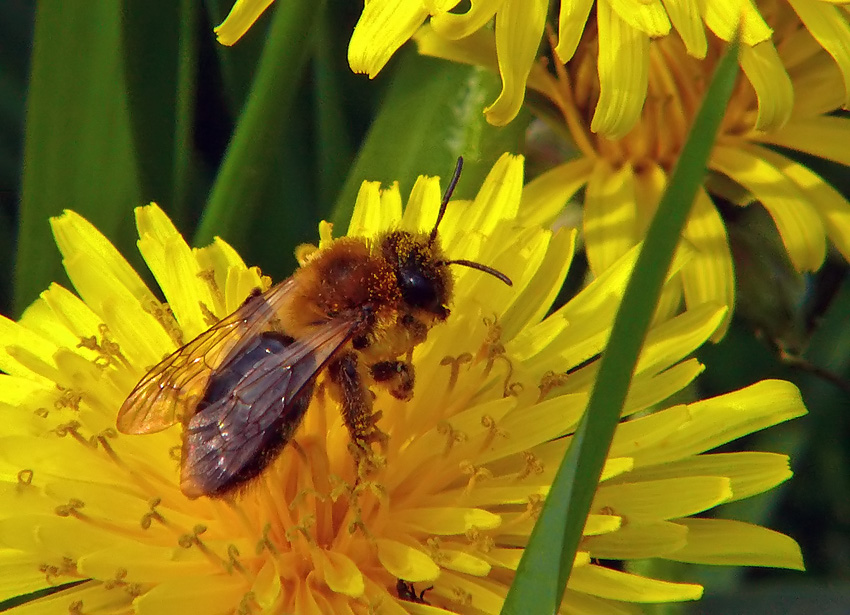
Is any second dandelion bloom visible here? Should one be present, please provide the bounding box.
[0,154,803,613]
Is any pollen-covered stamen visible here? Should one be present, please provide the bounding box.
[516,451,545,480]
[285,515,317,545]
[54,421,95,449]
[436,421,468,456]
[198,301,219,327]
[17,469,33,487]
[537,370,570,402]
[255,523,280,556]
[425,536,450,566]
[39,557,77,584]
[450,586,473,608]
[479,316,506,376]
[140,497,165,530]
[33,407,49,418]
[177,524,236,573]
[54,386,83,411]
[439,353,472,392]
[54,498,85,518]
[198,269,225,309]
[69,599,83,615]
[288,487,328,511]
[480,415,509,450]
[459,461,493,494]
[77,324,131,370]
[503,495,545,530]
[465,527,494,553]
[226,544,247,575]
[103,568,128,590]
[143,299,184,347]
[238,592,259,615]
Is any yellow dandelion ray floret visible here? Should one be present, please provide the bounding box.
[0,154,803,614]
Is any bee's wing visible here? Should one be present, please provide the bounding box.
[117,278,298,435]
[179,318,361,497]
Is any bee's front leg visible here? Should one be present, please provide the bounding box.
[329,352,389,469]
[370,360,414,401]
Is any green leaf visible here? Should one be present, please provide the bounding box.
[16,2,145,315]
[330,49,528,228]
[121,0,197,227]
[193,0,324,248]
[501,38,742,615]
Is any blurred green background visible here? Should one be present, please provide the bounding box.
[1,2,848,613]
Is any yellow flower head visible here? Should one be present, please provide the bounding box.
[420,4,850,339]
[0,155,804,613]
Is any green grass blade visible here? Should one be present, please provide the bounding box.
[121,0,197,228]
[501,38,741,615]
[329,49,528,228]
[16,2,144,315]
[194,0,324,248]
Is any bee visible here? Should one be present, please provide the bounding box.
[116,158,512,498]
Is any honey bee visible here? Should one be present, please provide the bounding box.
[117,158,512,498]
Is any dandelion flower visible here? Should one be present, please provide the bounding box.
[0,154,803,613]
[420,6,850,339]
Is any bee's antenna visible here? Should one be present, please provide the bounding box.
[430,157,463,244]
[441,259,513,287]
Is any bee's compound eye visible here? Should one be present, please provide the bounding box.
[398,266,440,313]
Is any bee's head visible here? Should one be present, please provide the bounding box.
[381,157,512,321]
[382,231,452,320]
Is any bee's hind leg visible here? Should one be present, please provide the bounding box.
[329,352,389,474]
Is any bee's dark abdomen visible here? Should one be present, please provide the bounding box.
[198,332,295,409]
[184,332,314,497]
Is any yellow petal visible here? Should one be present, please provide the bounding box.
[740,41,794,131]
[312,549,365,597]
[348,1,429,77]
[397,507,502,534]
[637,304,727,376]
[375,539,440,582]
[621,452,793,502]
[663,0,707,57]
[50,210,157,312]
[555,0,595,62]
[401,175,442,233]
[431,0,503,40]
[711,144,826,271]
[583,161,638,274]
[568,564,703,602]
[214,0,275,46]
[608,0,671,37]
[585,521,689,559]
[703,0,772,46]
[592,2,650,138]
[593,477,733,523]
[0,549,48,602]
[755,114,850,167]
[634,380,807,466]
[669,518,804,570]
[348,180,383,237]
[744,143,850,264]
[8,580,132,615]
[484,0,547,125]
[681,187,735,339]
[521,158,594,226]
[136,204,216,338]
[135,573,245,615]
[787,0,850,109]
